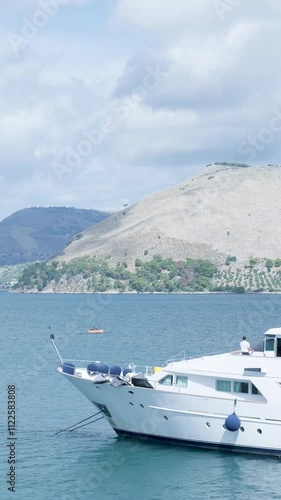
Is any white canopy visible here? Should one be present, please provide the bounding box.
[264,328,281,337]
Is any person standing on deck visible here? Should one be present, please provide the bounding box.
[240,336,253,355]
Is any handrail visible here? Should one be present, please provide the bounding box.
[60,350,231,373]
[62,358,133,366]
[59,359,154,376]
[164,351,186,365]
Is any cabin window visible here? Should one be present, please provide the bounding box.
[265,338,275,351]
[234,382,249,394]
[216,380,231,392]
[175,376,188,387]
[251,383,262,395]
[159,375,173,386]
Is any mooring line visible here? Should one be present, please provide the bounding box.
[69,416,104,432]
[55,411,102,435]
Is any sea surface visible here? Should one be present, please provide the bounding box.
[1,293,281,500]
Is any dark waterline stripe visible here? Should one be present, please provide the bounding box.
[114,428,281,457]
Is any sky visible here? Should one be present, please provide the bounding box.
[1,0,281,221]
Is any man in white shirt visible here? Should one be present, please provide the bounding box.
[240,336,253,355]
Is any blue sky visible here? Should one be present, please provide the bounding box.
[1,0,281,221]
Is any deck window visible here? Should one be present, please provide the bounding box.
[251,383,261,395]
[175,376,188,387]
[159,375,173,386]
[234,382,249,394]
[216,380,231,392]
[265,338,275,351]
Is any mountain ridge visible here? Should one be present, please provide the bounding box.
[0,206,111,266]
[55,163,281,267]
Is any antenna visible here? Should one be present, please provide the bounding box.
[49,327,63,364]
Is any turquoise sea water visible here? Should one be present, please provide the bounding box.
[1,293,281,500]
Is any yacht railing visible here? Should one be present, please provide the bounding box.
[59,349,230,376]
[164,351,186,365]
[59,359,154,376]
[163,350,232,365]
[61,351,188,375]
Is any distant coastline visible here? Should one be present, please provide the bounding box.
[4,254,281,295]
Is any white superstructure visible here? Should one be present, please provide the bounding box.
[56,328,281,456]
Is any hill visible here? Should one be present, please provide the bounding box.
[0,207,111,266]
[56,163,281,268]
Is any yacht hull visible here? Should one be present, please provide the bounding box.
[63,372,281,457]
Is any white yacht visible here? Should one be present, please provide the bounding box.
[53,328,281,456]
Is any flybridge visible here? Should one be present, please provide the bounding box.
[234,328,281,360]
[263,328,281,358]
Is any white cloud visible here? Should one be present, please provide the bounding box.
[115,0,212,36]
[1,0,281,222]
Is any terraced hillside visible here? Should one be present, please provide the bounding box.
[12,255,281,293]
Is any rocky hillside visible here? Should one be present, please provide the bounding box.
[56,163,281,268]
[0,207,111,266]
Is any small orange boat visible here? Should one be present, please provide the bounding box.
[87,327,104,334]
